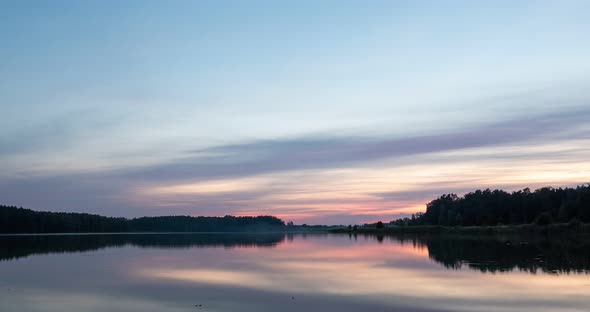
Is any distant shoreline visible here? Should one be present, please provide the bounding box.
[330,223,590,235]
[0,231,296,236]
[0,229,333,236]
[0,204,347,234]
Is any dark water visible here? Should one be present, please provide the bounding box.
[1,233,589,312]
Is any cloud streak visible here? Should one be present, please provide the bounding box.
[126,108,590,182]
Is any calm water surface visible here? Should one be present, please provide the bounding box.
[0,233,589,312]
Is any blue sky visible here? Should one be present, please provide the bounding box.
[1,0,590,224]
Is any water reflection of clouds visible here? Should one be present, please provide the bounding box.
[145,269,277,290]
[135,235,590,312]
[1,234,590,312]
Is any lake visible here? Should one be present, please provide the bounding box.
[0,233,589,312]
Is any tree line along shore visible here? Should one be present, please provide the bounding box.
[336,184,590,234]
[1,184,589,234]
[0,205,285,234]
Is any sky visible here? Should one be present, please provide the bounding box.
[1,0,590,224]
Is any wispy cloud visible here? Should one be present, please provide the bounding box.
[125,108,590,182]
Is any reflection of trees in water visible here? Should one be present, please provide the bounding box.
[387,234,590,274]
[4,233,590,275]
[0,233,286,261]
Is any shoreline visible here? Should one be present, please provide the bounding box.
[330,223,590,235]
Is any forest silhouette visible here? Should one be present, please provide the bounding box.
[0,205,284,233]
[391,185,590,227]
[2,184,590,233]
